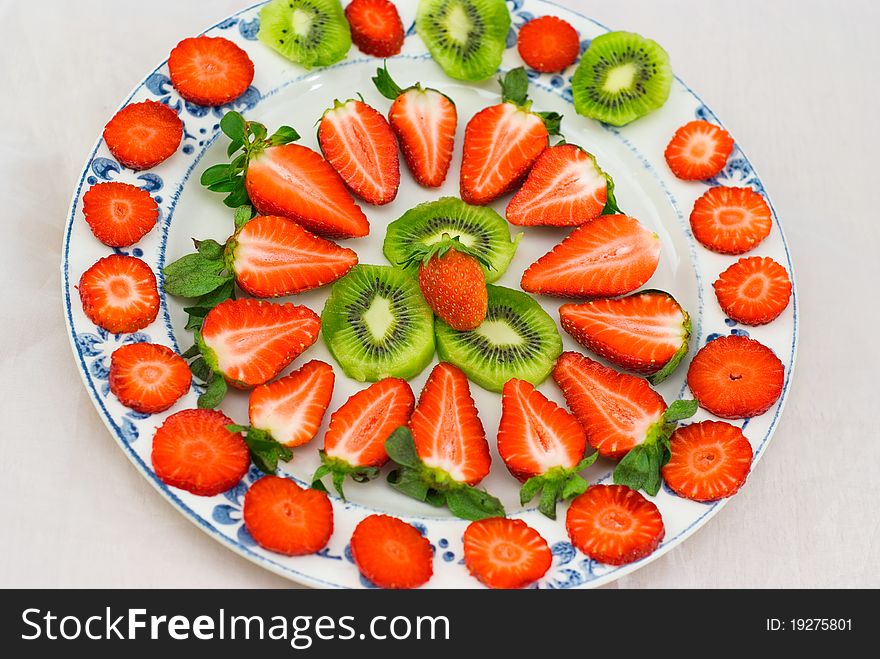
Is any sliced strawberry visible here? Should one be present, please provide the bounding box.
[318,98,400,205]
[713,256,792,325]
[78,254,159,334]
[664,120,734,181]
[687,335,784,419]
[463,517,552,589]
[662,420,753,501]
[690,186,772,255]
[517,15,581,73]
[249,359,335,447]
[198,298,320,388]
[243,475,334,556]
[349,514,433,589]
[109,343,191,413]
[460,68,556,205]
[559,291,690,383]
[246,143,370,238]
[82,182,158,247]
[409,362,491,486]
[506,144,608,226]
[345,0,405,57]
[375,65,458,188]
[566,484,664,566]
[314,378,415,497]
[151,408,249,496]
[521,214,660,298]
[103,100,183,171]
[552,352,666,460]
[168,36,254,106]
[230,215,358,297]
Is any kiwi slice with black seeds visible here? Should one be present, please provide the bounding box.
[384,197,521,283]
[322,265,435,382]
[258,0,351,69]
[571,31,673,126]
[416,0,511,81]
[436,285,562,392]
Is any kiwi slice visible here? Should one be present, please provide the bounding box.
[258,0,351,69]
[436,285,562,392]
[416,0,511,81]
[571,31,673,126]
[322,265,435,382]
[384,197,521,283]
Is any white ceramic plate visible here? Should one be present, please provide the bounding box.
[62,0,798,588]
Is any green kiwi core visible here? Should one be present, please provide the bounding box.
[475,320,525,347]
[362,296,396,343]
[424,229,478,249]
[291,9,313,37]
[445,4,475,44]
[603,62,638,94]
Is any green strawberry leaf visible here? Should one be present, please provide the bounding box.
[182,280,235,331]
[220,111,248,143]
[602,170,623,215]
[384,427,422,469]
[249,121,268,143]
[664,399,699,423]
[446,486,506,521]
[189,356,211,383]
[200,164,233,187]
[269,125,300,146]
[163,253,231,298]
[197,373,227,409]
[195,239,225,260]
[520,475,543,506]
[180,343,200,359]
[536,111,563,136]
[228,426,293,475]
[561,473,589,500]
[538,480,560,520]
[499,67,530,106]
[223,184,251,209]
[387,466,432,503]
[647,312,691,385]
[311,451,381,500]
[373,64,403,100]
[233,205,254,230]
[613,442,664,496]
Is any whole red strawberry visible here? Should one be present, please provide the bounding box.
[405,234,490,331]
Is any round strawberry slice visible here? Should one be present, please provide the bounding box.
[687,335,784,419]
[168,36,254,106]
[463,517,552,589]
[151,409,249,496]
[566,484,664,566]
[349,514,433,589]
[82,182,159,247]
[345,0,405,57]
[664,120,734,181]
[713,256,792,325]
[517,16,581,73]
[78,254,159,334]
[690,186,772,255]
[243,475,334,556]
[103,100,183,171]
[109,343,191,413]
[662,420,753,501]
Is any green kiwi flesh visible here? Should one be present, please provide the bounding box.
[321,265,435,381]
[572,31,672,126]
[258,0,351,69]
[435,285,562,392]
[416,0,511,81]
[384,197,522,284]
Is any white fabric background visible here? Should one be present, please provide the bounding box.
[1,0,877,588]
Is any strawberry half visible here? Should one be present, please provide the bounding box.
[103,100,183,171]
[312,378,415,498]
[690,186,772,255]
[373,65,458,188]
[559,290,691,384]
[202,112,369,239]
[664,120,734,181]
[151,408,250,496]
[566,484,665,566]
[384,364,504,521]
[517,15,581,73]
[463,517,552,589]
[345,0,405,57]
[196,298,320,390]
[243,475,334,556]
[713,256,792,325]
[319,98,400,205]
[229,214,359,297]
[82,182,158,247]
[687,335,784,419]
[460,67,560,205]
[78,254,159,334]
[403,234,489,331]
[553,352,697,495]
[662,420,753,501]
[521,214,661,298]
[350,514,433,589]
[168,36,254,107]
[498,379,596,519]
[109,343,191,414]
[506,143,615,226]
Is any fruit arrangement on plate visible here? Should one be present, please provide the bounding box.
[63,0,796,589]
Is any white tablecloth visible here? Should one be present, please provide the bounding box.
[1,0,877,588]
